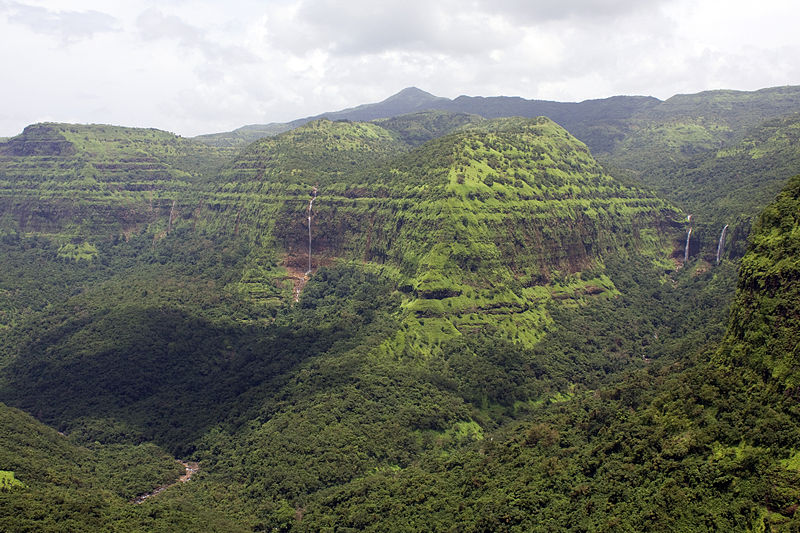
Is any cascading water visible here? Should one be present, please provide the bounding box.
[716,224,729,265]
[306,186,317,275]
[684,227,692,263]
[168,199,176,233]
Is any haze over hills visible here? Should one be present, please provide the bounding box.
[195,85,800,154]
[1,85,799,530]
[193,86,659,148]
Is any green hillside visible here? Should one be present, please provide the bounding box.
[375,110,486,146]
[194,86,800,266]
[0,122,231,239]
[0,91,798,530]
[0,402,221,532]
[722,174,800,387]
[288,177,800,531]
[0,115,682,432]
[205,116,681,350]
[601,112,800,262]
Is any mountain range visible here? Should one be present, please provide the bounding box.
[0,85,799,531]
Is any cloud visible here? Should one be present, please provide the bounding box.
[266,0,517,57]
[1,1,119,43]
[0,0,798,138]
[263,0,676,60]
[136,8,258,65]
[476,0,672,24]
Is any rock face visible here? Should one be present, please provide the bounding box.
[0,124,77,157]
[208,116,682,349]
[0,115,682,351]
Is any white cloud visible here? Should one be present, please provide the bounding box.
[1,1,119,43]
[0,0,798,138]
[266,0,517,57]
[136,8,258,65]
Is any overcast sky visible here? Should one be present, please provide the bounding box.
[1,0,798,138]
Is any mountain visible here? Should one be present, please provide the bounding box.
[321,86,451,122]
[0,116,682,420]
[272,176,800,531]
[193,87,661,149]
[1,88,799,530]
[210,116,681,347]
[0,122,231,239]
[194,87,449,147]
[194,85,800,154]
[195,85,800,261]
[0,113,699,530]
[600,108,800,261]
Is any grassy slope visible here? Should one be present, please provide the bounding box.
[0,122,232,240]
[211,116,681,351]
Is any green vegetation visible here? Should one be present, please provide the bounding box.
[0,402,197,531]
[0,88,799,530]
[721,174,800,387]
[597,91,800,261]
[0,470,24,490]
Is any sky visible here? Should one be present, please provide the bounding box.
[1,0,798,138]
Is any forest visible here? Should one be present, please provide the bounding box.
[0,85,799,531]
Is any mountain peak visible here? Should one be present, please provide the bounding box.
[383,87,441,102]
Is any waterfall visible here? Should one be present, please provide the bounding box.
[306,186,317,275]
[716,224,729,265]
[168,199,176,233]
[684,227,692,263]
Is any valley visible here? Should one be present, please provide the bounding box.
[0,85,799,531]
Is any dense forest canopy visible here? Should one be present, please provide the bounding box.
[1,85,799,531]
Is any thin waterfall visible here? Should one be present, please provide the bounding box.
[716,224,729,265]
[684,227,692,263]
[306,186,317,275]
[168,199,176,233]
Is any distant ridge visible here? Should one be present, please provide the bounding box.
[320,87,450,122]
[195,85,800,154]
[194,87,449,147]
[194,87,661,149]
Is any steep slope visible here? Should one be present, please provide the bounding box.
[0,113,694,530]
[206,116,682,349]
[0,115,683,363]
[721,174,800,387]
[604,113,800,262]
[193,87,800,263]
[0,122,230,238]
[0,402,219,532]
[290,175,800,533]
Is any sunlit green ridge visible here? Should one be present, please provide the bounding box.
[2,95,799,531]
[205,116,682,350]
